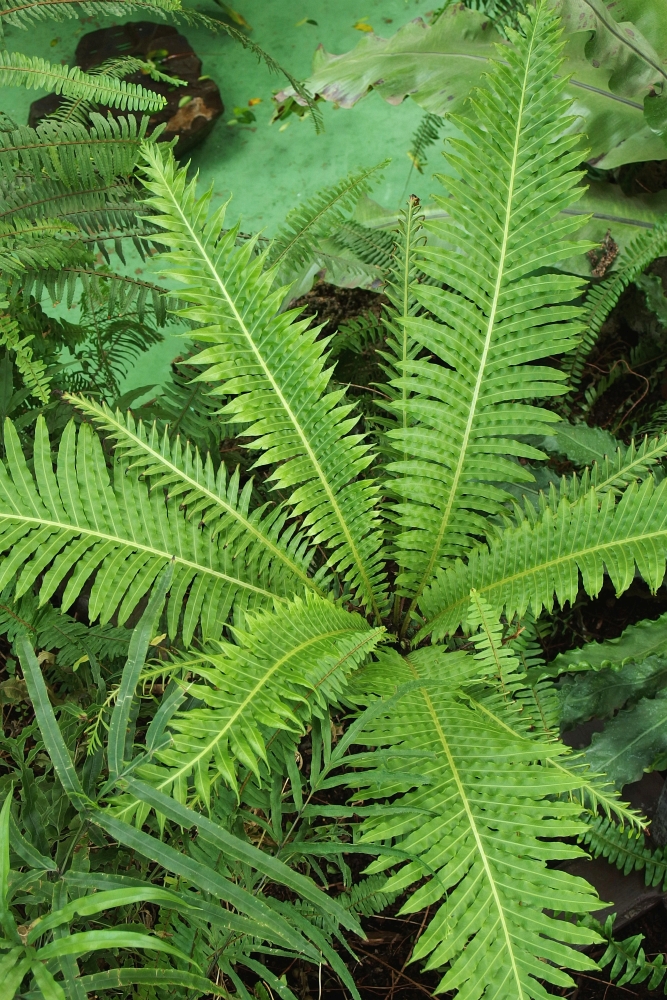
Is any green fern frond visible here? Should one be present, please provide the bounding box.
[0,0,181,28]
[138,144,387,617]
[0,51,166,110]
[387,2,592,623]
[128,594,383,808]
[420,477,667,641]
[587,913,667,990]
[0,114,151,186]
[65,396,328,597]
[584,691,667,789]
[329,313,385,361]
[266,161,389,277]
[464,596,641,829]
[0,303,49,402]
[20,265,174,324]
[552,611,667,674]
[0,416,304,645]
[327,220,395,272]
[377,195,427,467]
[581,817,667,887]
[0,216,83,274]
[407,112,444,173]
[563,214,667,398]
[349,645,601,999]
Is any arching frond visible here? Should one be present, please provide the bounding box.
[387,3,592,622]
[65,395,328,597]
[138,145,387,617]
[0,115,151,186]
[349,646,601,1000]
[563,214,667,398]
[266,162,389,277]
[0,216,83,274]
[20,265,174,324]
[0,417,305,645]
[131,594,383,808]
[0,52,165,110]
[0,0,181,28]
[420,477,667,641]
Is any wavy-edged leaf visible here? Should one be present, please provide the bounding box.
[584,691,667,789]
[1,416,299,645]
[559,656,667,730]
[387,2,592,621]
[139,144,387,617]
[552,611,667,673]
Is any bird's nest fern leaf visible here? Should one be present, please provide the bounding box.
[66,396,329,597]
[0,416,304,645]
[387,1,594,622]
[125,593,384,812]
[138,145,387,618]
[346,643,602,1000]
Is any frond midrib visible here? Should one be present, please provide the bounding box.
[157,182,382,620]
[1,510,278,600]
[404,653,525,999]
[402,24,535,631]
[70,399,326,596]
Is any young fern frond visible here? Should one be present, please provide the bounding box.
[420,477,667,641]
[378,195,426,464]
[0,417,304,645]
[0,52,165,110]
[266,161,389,278]
[138,145,387,617]
[563,215,667,399]
[65,395,327,597]
[130,594,383,809]
[587,914,667,991]
[388,2,592,626]
[349,644,601,1000]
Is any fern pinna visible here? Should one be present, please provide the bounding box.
[9,1,667,997]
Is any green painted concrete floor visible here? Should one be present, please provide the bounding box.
[3,0,441,390]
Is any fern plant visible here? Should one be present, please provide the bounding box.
[9,1,667,998]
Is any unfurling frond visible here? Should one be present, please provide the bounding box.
[0,416,304,645]
[139,145,387,617]
[0,52,165,109]
[132,594,383,807]
[349,646,601,1000]
[387,1,592,623]
[266,161,388,277]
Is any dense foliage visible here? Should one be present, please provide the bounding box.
[4,0,667,998]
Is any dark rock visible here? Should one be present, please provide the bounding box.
[560,855,666,931]
[28,21,222,155]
